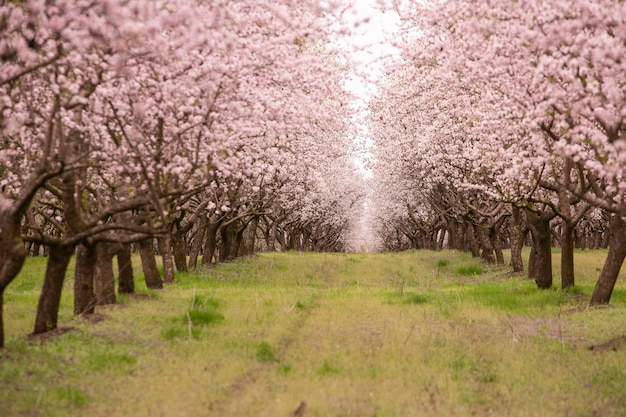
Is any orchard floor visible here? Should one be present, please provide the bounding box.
[2,249,626,417]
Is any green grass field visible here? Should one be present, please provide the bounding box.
[1,249,625,417]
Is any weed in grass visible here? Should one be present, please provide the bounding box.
[455,265,484,276]
[403,293,428,305]
[273,263,288,272]
[85,351,137,372]
[277,363,292,374]
[610,288,626,303]
[256,341,278,363]
[140,289,161,299]
[184,293,224,327]
[54,386,90,407]
[385,290,428,306]
[190,294,221,310]
[563,285,584,295]
[185,309,224,326]
[317,360,340,376]
[479,371,497,383]
[295,301,306,310]
[162,326,201,340]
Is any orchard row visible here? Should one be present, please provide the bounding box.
[368,1,626,304]
[0,0,362,347]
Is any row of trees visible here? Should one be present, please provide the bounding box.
[0,1,363,347]
[368,0,625,304]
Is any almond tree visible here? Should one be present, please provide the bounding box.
[0,0,148,346]
[0,0,355,344]
[376,0,625,300]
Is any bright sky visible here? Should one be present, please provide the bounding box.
[341,0,400,101]
[337,0,401,179]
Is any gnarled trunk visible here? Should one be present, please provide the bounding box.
[267,218,279,251]
[246,216,259,255]
[138,238,163,289]
[158,233,175,284]
[34,245,75,334]
[201,220,220,266]
[188,215,208,269]
[476,223,495,263]
[231,224,246,259]
[171,228,188,273]
[464,222,480,258]
[527,211,553,289]
[590,214,626,305]
[489,221,505,265]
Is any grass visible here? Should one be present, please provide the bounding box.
[1,249,625,416]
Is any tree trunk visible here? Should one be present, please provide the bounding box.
[446,218,459,250]
[117,243,134,294]
[74,243,97,315]
[95,242,117,305]
[218,225,231,262]
[247,216,259,255]
[201,220,220,266]
[476,223,496,263]
[437,228,446,251]
[158,234,175,284]
[267,218,278,251]
[171,228,188,273]
[188,215,208,269]
[0,211,27,347]
[489,223,505,265]
[231,225,246,259]
[560,222,575,289]
[528,239,538,280]
[138,238,163,289]
[590,214,626,305]
[465,222,480,258]
[527,211,553,289]
[33,245,75,334]
[509,207,525,272]
[276,227,286,251]
[301,229,312,251]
